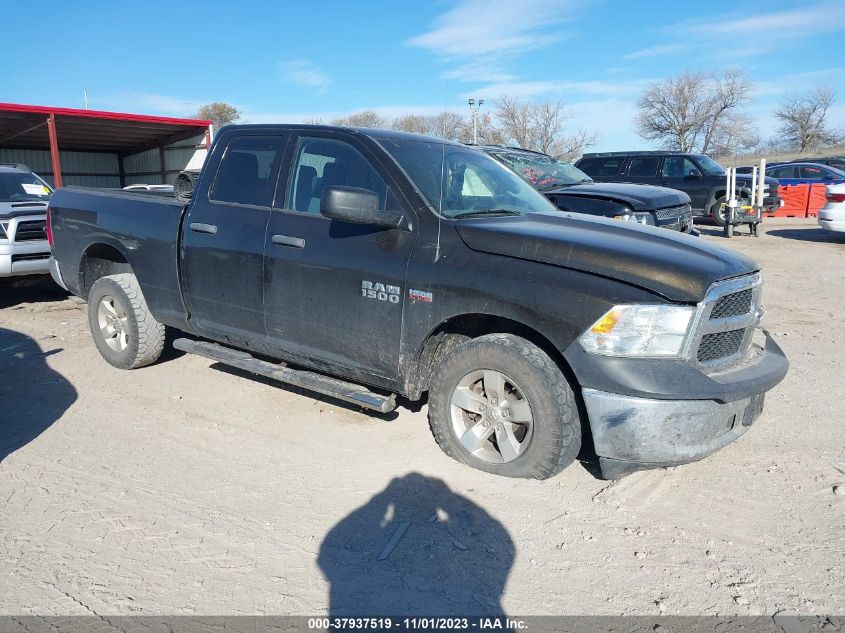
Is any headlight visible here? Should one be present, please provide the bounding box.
[612,210,654,225]
[0,222,8,240]
[579,304,695,357]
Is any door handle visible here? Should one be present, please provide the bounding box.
[272,234,305,248]
[189,222,218,235]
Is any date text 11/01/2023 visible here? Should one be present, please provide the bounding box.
[307,617,527,630]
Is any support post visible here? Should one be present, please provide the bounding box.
[118,154,126,188]
[159,146,167,185]
[47,113,63,188]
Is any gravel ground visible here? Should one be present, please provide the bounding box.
[0,218,843,616]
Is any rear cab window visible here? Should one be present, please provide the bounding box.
[210,136,285,207]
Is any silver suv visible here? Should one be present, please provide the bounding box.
[0,164,52,278]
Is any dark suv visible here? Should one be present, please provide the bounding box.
[476,145,694,232]
[576,151,782,226]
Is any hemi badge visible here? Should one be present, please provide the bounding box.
[409,289,433,303]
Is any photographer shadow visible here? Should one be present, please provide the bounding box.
[318,473,513,617]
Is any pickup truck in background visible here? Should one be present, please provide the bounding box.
[576,151,783,226]
[475,145,695,233]
[0,163,52,278]
[47,125,789,479]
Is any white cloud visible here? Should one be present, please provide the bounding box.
[622,2,845,61]
[461,78,653,101]
[279,60,332,90]
[624,44,683,60]
[407,0,583,82]
[96,92,207,117]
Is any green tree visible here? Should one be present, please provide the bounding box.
[195,102,241,131]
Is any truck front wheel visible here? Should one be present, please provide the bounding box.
[711,196,728,226]
[87,273,166,369]
[428,333,581,479]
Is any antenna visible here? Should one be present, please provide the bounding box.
[434,79,447,263]
[83,88,88,110]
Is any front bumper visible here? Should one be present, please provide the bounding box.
[569,329,788,478]
[0,241,51,277]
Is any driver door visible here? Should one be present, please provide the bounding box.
[263,132,416,384]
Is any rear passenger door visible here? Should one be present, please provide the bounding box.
[181,133,288,347]
[622,156,661,185]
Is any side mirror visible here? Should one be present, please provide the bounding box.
[687,169,702,179]
[320,186,404,229]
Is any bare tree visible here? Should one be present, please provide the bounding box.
[391,114,432,135]
[775,86,842,152]
[331,111,389,129]
[635,70,755,155]
[494,95,596,159]
[303,116,326,125]
[195,102,241,131]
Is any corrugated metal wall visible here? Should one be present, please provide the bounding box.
[1,132,208,188]
[0,148,120,187]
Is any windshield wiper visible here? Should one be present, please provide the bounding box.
[451,209,522,219]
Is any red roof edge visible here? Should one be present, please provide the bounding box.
[0,102,212,127]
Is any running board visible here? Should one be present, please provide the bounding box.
[172,338,397,413]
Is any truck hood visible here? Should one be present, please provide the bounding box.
[543,182,690,211]
[455,211,758,303]
[0,201,48,219]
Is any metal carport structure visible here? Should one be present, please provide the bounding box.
[0,102,212,187]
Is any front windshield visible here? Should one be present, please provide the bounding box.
[0,171,52,203]
[492,151,593,190]
[694,155,726,176]
[378,139,558,218]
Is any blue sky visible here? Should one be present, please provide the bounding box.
[3,0,844,151]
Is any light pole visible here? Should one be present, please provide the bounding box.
[468,98,484,144]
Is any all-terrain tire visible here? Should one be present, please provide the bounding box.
[428,333,581,479]
[87,273,166,369]
[711,196,728,226]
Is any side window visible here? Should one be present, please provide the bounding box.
[770,166,794,179]
[286,137,391,214]
[662,157,698,178]
[799,166,822,179]
[211,135,283,207]
[579,157,623,178]
[626,157,660,178]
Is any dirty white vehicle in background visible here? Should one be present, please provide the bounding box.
[819,183,845,233]
[0,163,52,278]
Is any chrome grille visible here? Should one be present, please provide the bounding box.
[687,273,763,370]
[710,289,752,320]
[698,329,744,362]
[655,204,692,220]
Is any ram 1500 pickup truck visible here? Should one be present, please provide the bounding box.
[47,125,789,479]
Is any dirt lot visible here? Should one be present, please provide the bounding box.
[1,218,843,617]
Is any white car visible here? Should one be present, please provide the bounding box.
[819,183,845,233]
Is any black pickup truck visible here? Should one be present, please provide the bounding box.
[47,125,788,479]
[576,151,783,225]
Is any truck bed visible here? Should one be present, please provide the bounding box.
[49,187,190,328]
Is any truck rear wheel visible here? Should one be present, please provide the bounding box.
[87,273,165,369]
[428,333,581,479]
